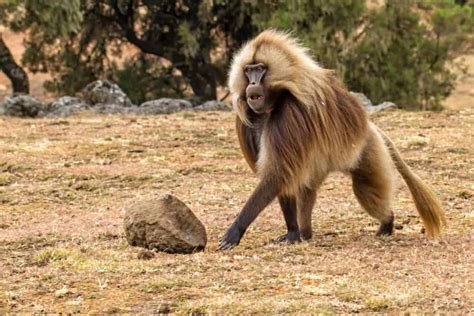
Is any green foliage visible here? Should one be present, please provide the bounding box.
[178,22,199,59]
[344,0,473,110]
[1,0,90,95]
[257,0,366,76]
[261,0,473,110]
[1,0,472,109]
[11,0,82,37]
[114,55,188,104]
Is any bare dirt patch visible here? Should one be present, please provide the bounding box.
[0,109,472,313]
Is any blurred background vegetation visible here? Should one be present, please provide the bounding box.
[0,0,473,109]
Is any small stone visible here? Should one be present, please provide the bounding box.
[137,249,155,260]
[156,303,171,314]
[54,287,70,297]
[124,194,207,254]
[394,224,403,230]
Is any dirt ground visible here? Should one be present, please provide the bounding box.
[0,107,472,313]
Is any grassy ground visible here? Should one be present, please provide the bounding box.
[0,108,472,313]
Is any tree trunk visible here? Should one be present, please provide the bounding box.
[0,35,29,94]
[180,61,217,101]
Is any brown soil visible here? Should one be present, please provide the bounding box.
[0,108,472,313]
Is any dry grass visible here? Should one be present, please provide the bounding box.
[0,109,473,313]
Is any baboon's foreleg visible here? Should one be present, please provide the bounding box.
[297,186,317,240]
[219,178,280,250]
[275,196,301,243]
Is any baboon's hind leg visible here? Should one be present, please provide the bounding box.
[351,130,395,236]
[297,186,317,240]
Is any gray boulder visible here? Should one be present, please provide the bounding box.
[351,92,373,108]
[83,80,133,107]
[193,100,230,112]
[135,98,193,115]
[368,101,397,113]
[42,96,89,117]
[351,92,397,113]
[124,194,207,254]
[92,103,136,115]
[0,94,45,118]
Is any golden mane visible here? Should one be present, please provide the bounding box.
[229,30,331,125]
[229,29,368,162]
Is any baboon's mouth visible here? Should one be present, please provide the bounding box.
[248,95,263,101]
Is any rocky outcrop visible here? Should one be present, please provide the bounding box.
[91,103,133,115]
[0,94,45,117]
[82,80,133,107]
[41,96,89,117]
[0,79,396,119]
[124,194,207,254]
[193,100,230,112]
[351,92,397,113]
[135,98,193,115]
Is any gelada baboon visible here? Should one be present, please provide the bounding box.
[218,30,446,250]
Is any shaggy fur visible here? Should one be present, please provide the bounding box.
[225,30,445,244]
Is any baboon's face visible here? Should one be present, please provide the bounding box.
[244,63,273,114]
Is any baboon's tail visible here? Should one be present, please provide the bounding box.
[376,127,446,237]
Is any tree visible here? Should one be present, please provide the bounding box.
[0,0,83,94]
[0,0,29,94]
[2,0,472,109]
[344,0,474,110]
[84,0,263,101]
[263,0,473,110]
[0,33,29,93]
[1,0,258,103]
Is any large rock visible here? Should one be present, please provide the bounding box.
[368,101,397,113]
[92,103,136,115]
[0,94,45,117]
[124,194,207,254]
[136,98,193,115]
[82,80,133,107]
[351,92,397,113]
[193,100,230,112]
[351,92,373,108]
[41,96,89,117]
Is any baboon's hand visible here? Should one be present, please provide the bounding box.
[219,225,242,250]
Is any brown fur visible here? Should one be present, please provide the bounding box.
[222,30,445,249]
[376,127,447,236]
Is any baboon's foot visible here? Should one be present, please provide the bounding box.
[299,229,313,241]
[376,219,394,236]
[275,231,301,244]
